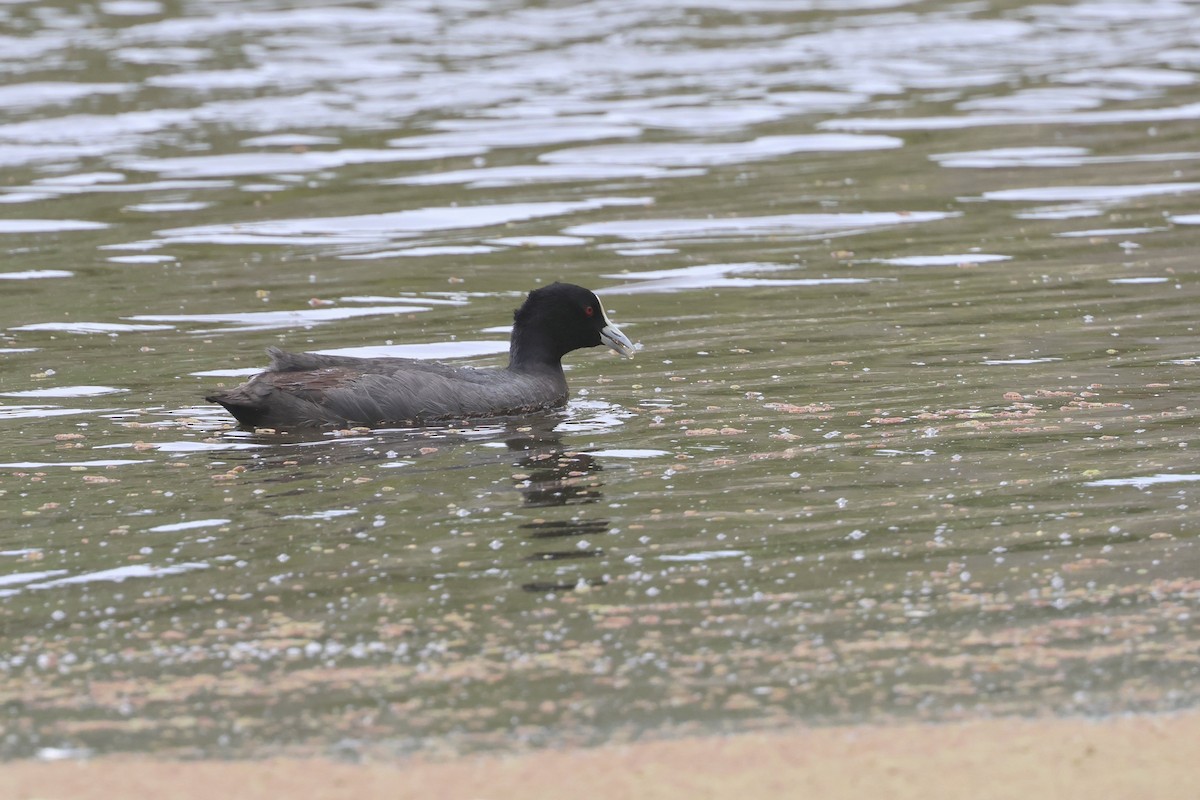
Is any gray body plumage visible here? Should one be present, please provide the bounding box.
[208,347,568,429]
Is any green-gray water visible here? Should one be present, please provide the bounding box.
[1,0,1198,760]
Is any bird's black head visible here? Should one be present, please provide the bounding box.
[509,282,635,370]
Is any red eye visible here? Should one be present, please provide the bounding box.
[584,306,595,317]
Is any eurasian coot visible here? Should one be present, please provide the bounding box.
[205,282,636,429]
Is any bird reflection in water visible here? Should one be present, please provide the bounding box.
[215,416,615,593]
[501,423,612,594]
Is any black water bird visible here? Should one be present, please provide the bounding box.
[205,282,636,429]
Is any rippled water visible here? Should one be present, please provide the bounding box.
[2,0,1199,760]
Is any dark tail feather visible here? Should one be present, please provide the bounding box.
[205,391,269,428]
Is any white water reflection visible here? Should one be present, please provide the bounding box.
[240,134,340,147]
[933,146,1092,168]
[590,449,670,459]
[106,254,178,264]
[568,211,954,242]
[190,341,510,377]
[602,262,872,294]
[982,182,1200,203]
[0,270,74,280]
[102,1,165,17]
[146,519,231,533]
[26,562,208,590]
[659,550,745,563]
[0,82,130,110]
[0,406,101,420]
[1086,473,1200,489]
[315,341,509,360]
[878,254,1011,267]
[1,386,127,399]
[1,178,234,204]
[10,322,174,334]
[128,305,432,333]
[1055,227,1165,238]
[121,7,439,46]
[148,198,649,248]
[606,102,798,131]
[824,101,1200,132]
[0,219,108,233]
[0,570,72,598]
[982,357,1062,365]
[0,570,69,589]
[0,146,118,171]
[555,399,635,434]
[120,147,487,179]
[282,509,360,521]
[541,134,902,168]
[933,146,1200,169]
[6,0,1199,173]
[389,119,642,150]
[614,247,678,257]
[124,202,210,213]
[1015,205,1105,221]
[392,163,699,189]
[486,236,587,248]
[339,245,499,260]
[32,172,125,187]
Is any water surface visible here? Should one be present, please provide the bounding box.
[1,0,1199,760]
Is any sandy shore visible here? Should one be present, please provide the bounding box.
[3,712,1195,800]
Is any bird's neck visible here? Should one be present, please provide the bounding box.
[508,331,565,374]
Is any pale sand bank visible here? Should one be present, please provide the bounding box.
[3,712,1195,800]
